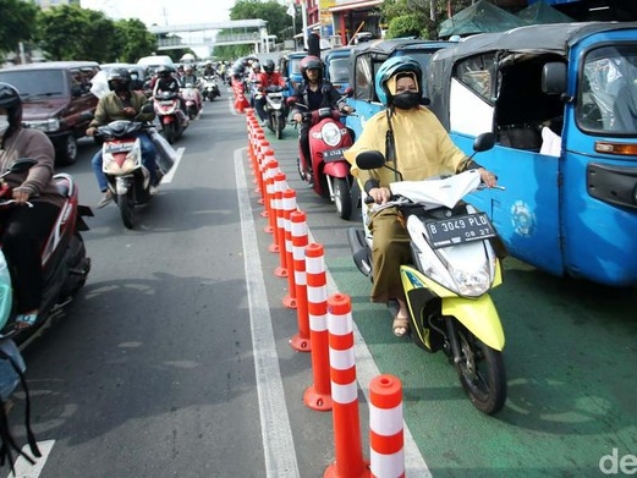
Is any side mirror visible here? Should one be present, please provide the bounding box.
[8,158,37,173]
[542,62,567,95]
[356,150,385,170]
[141,103,154,114]
[473,132,496,152]
[71,85,83,97]
[79,111,94,122]
[344,87,354,98]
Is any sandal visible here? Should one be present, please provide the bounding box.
[392,314,410,337]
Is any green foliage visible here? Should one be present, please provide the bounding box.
[213,44,253,61]
[387,15,426,39]
[0,0,38,53]
[113,18,157,63]
[230,0,293,40]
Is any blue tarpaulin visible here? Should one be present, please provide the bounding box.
[527,0,582,5]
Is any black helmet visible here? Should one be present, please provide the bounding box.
[263,59,275,74]
[157,65,172,78]
[107,67,131,91]
[0,82,23,131]
[300,56,323,81]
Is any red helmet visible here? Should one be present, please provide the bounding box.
[300,56,323,81]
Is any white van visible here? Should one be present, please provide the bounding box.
[137,55,174,74]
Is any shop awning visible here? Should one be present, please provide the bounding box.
[329,0,383,13]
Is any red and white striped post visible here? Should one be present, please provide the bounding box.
[263,159,278,232]
[303,243,333,411]
[282,188,298,308]
[273,172,288,277]
[258,148,274,207]
[369,375,405,478]
[289,210,311,352]
[324,293,370,478]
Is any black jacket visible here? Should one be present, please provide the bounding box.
[290,81,342,118]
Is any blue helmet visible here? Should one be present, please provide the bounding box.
[374,55,423,107]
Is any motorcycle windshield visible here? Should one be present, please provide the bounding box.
[390,170,482,209]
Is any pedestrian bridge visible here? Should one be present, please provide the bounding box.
[149,19,272,52]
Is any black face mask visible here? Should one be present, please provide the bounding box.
[392,92,420,110]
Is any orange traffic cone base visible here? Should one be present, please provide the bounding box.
[274,266,288,278]
[303,384,333,412]
[323,462,370,478]
[282,295,297,309]
[289,334,311,352]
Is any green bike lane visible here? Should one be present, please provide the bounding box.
[261,127,637,477]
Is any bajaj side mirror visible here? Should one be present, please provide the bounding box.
[542,62,567,96]
[472,132,496,152]
[356,150,386,170]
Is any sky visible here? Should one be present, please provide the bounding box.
[79,0,237,27]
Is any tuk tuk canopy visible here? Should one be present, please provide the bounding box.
[438,0,527,39]
[428,22,637,130]
[516,1,576,24]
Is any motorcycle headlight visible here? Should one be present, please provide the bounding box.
[449,263,491,297]
[321,122,342,147]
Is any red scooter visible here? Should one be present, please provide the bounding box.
[0,159,92,341]
[288,93,355,220]
[153,90,189,144]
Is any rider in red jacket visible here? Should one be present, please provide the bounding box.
[254,59,286,125]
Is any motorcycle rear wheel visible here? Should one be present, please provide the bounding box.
[334,178,352,220]
[454,323,506,415]
[118,193,135,229]
[276,115,285,140]
[162,124,175,144]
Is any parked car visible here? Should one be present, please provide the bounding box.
[323,46,353,94]
[345,38,453,139]
[0,61,100,165]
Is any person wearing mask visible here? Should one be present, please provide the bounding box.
[290,55,352,181]
[153,64,188,120]
[202,61,215,77]
[181,65,199,87]
[344,56,499,337]
[0,83,64,329]
[86,68,160,208]
[254,59,286,126]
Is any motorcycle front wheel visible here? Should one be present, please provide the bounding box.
[454,323,506,415]
[118,193,135,229]
[333,177,352,220]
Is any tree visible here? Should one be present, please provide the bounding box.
[214,0,293,58]
[0,0,38,56]
[112,18,157,63]
[35,5,116,62]
[382,0,477,39]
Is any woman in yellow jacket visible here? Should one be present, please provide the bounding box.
[344,56,497,337]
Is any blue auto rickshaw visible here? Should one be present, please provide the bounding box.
[323,46,353,94]
[427,22,637,287]
[346,38,453,139]
[279,51,308,96]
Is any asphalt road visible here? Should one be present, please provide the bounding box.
[5,90,637,478]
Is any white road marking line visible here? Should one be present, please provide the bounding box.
[6,439,55,478]
[235,148,300,478]
[160,147,184,184]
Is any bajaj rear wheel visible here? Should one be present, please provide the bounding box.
[454,323,506,415]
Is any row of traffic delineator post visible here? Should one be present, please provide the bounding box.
[244,106,406,478]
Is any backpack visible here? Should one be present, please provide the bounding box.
[0,338,40,472]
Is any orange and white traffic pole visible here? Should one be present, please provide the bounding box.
[369,374,404,478]
[282,188,298,308]
[289,210,311,352]
[303,243,332,411]
[324,293,369,478]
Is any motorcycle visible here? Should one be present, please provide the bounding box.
[288,91,356,220]
[180,82,203,120]
[0,159,92,341]
[201,75,221,101]
[95,110,163,229]
[347,133,508,415]
[153,90,188,144]
[263,86,287,140]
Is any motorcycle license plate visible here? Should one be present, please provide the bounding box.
[323,148,346,162]
[104,142,134,154]
[425,213,496,248]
